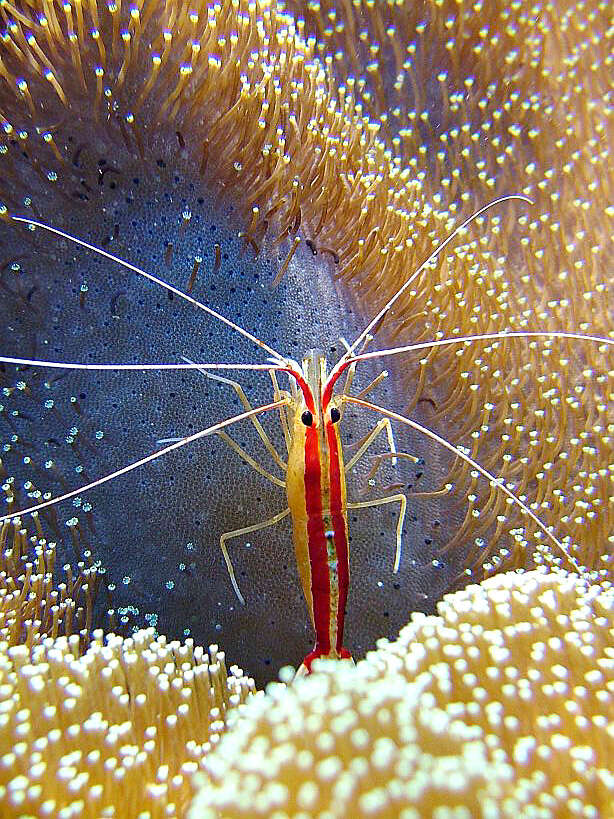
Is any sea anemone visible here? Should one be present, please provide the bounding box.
[0,626,256,816]
[0,0,610,681]
[190,568,614,816]
[287,0,613,576]
[0,0,611,814]
[2,0,439,675]
[0,519,100,649]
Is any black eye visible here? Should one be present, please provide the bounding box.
[330,407,341,423]
[301,410,313,427]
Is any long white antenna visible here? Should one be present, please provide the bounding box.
[0,355,285,373]
[325,329,612,392]
[344,194,533,359]
[344,329,614,366]
[11,216,285,362]
[0,397,289,523]
[343,395,582,573]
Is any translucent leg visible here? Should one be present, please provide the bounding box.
[270,370,291,453]
[361,451,453,499]
[361,450,421,486]
[347,493,407,573]
[345,417,401,472]
[216,430,286,488]
[158,429,285,488]
[183,356,287,471]
[220,507,291,604]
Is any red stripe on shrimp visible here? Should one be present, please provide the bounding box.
[302,423,331,669]
[326,420,350,657]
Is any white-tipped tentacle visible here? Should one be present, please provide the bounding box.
[342,394,582,573]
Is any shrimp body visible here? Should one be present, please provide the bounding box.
[285,350,351,673]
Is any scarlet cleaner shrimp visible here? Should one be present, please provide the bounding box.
[1,195,611,673]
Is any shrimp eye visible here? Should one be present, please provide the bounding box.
[301,410,313,427]
[330,407,341,424]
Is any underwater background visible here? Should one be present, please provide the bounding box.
[0,0,610,684]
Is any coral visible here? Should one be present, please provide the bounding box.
[0,627,256,817]
[190,568,614,816]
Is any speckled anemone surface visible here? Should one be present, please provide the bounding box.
[191,568,614,817]
[0,0,457,681]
